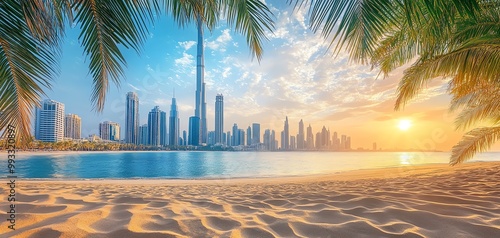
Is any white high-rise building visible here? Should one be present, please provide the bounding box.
[35,99,65,142]
[125,92,139,144]
[64,114,81,139]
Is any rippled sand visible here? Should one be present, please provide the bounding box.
[1,162,500,237]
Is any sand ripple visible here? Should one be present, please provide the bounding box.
[1,162,500,237]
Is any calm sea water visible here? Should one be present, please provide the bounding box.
[2,151,499,179]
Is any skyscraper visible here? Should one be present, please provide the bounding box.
[35,99,65,142]
[191,15,207,145]
[246,126,251,146]
[139,124,148,145]
[252,123,260,145]
[263,129,271,150]
[64,114,81,139]
[125,92,139,144]
[226,130,231,146]
[271,130,276,151]
[283,116,290,150]
[297,119,304,150]
[169,96,180,146]
[341,134,347,150]
[321,126,329,148]
[232,123,239,146]
[307,124,314,150]
[207,131,215,145]
[188,116,200,146]
[182,130,187,146]
[99,121,120,141]
[215,94,224,144]
[290,136,296,150]
[148,106,166,147]
[239,129,245,146]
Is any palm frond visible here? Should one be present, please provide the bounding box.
[221,0,275,61]
[449,78,499,111]
[73,0,155,111]
[0,0,58,144]
[20,0,73,46]
[395,37,500,110]
[304,0,401,63]
[164,0,216,29]
[455,96,500,130]
[450,126,500,165]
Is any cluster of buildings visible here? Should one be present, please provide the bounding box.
[34,93,353,151]
[32,19,354,150]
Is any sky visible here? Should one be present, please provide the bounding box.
[42,1,499,151]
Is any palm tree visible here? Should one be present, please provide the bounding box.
[0,0,274,145]
[292,0,499,164]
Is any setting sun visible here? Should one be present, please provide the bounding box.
[398,119,412,131]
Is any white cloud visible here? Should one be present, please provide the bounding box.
[175,52,194,67]
[206,29,232,52]
[127,83,141,91]
[178,41,196,51]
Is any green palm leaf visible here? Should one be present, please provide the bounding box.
[221,0,275,61]
[73,0,156,111]
[0,0,58,144]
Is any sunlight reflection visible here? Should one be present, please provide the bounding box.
[399,153,412,165]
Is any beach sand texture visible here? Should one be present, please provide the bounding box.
[1,162,500,237]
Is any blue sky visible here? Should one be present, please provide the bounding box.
[39,1,499,151]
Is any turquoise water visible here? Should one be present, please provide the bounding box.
[2,151,499,179]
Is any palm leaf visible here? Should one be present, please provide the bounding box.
[164,0,218,30]
[72,0,156,111]
[221,0,275,61]
[0,0,58,144]
[450,126,500,165]
[395,37,500,110]
[20,0,71,46]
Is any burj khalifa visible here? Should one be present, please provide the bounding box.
[189,15,207,145]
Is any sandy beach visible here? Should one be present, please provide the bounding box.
[1,162,500,237]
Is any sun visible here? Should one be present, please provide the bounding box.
[398,119,412,131]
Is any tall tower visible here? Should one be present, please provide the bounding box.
[284,116,290,150]
[35,99,65,142]
[148,106,166,147]
[297,119,304,149]
[246,126,252,146]
[252,123,260,145]
[64,114,81,139]
[307,124,314,150]
[139,124,148,145]
[125,92,139,144]
[215,94,224,144]
[193,15,207,145]
[169,96,180,146]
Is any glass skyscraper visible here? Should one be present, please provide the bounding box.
[215,94,224,144]
[169,97,180,146]
[148,106,166,147]
[125,92,139,144]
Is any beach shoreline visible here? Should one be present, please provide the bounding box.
[1,161,499,237]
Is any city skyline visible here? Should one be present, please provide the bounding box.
[35,1,500,151]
